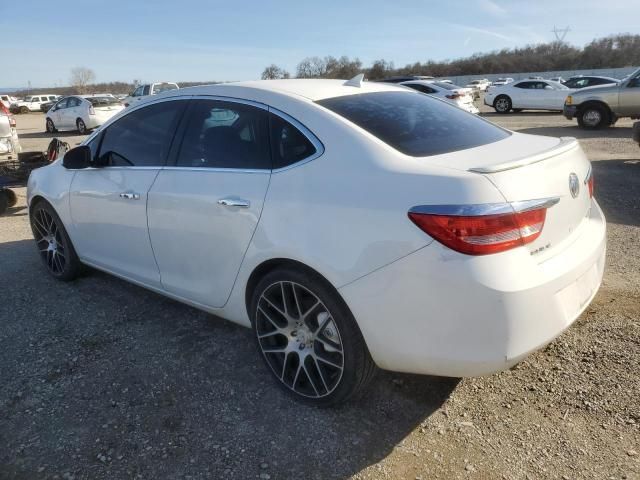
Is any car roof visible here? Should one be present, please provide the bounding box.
[568,75,618,81]
[173,79,404,102]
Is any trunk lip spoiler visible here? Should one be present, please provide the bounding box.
[468,137,579,174]
[409,197,560,217]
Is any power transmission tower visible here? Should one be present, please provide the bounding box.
[552,26,571,42]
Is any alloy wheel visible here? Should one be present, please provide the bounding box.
[32,208,66,275]
[46,119,55,133]
[255,281,344,399]
[583,109,602,128]
[77,119,86,134]
[495,98,510,112]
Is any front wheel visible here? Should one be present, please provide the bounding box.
[494,95,512,114]
[30,201,82,281]
[578,105,609,129]
[250,267,376,406]
[46,118,56,133]
[20,106,29,114]
[76,118,88,134]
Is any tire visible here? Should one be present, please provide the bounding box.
[46,118,57,133]
[0,191,8,215]
[494,95,512,114]
[76,118,87,134]
[250,266,376,406]
[30,201,82,281]
[4,188,17,207]
[577,104,610,129]
[20,106,29,114]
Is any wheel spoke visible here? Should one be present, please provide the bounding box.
[261,296,286,318]
[315,335,342,353]
[257,305,285,331]
[302,363,320,396]
[291,282,303,319]
[310,355,330,393]
[315,355,342,370]
[280,283,289,315]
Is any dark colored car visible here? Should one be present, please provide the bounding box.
[563,76,619,89]
[41,97,66,113]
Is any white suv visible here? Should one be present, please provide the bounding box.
[122,82,179,107]
[11,94,59,113]
[1,95,18,109]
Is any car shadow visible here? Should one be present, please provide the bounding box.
[518,125,633,139]
[481,111,561,118]
[0,238,459,479]
[591,158,640,228]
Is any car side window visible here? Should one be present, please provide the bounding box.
[97,100,186,167]
[132,86,143,97]
[67,97,80,108]
[55,98,69,110]
[407,84,436,94]
[143,85,150,95]
[269,113,317,169]
[175,99,270,170]
[628,76,640,88]
[514,82,532,89]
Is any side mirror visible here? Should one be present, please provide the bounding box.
[62,145,92,169]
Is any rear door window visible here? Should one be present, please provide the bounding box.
[317,91,509,157]
[175,99,270,170]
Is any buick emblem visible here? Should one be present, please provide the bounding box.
[569,173,580,198]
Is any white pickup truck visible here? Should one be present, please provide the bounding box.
[122,82,179,107]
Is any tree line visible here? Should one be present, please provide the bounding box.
[262,33,640,80]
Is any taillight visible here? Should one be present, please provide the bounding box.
[585,167,594,198]
[408,200,559,255]
[89,106,96,115]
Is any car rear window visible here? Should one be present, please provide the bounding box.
[317,91,509,157]
[87,96,122,107]
[154,83,178,93]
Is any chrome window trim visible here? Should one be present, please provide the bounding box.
[161,166,270,174]
[80,94,325,173]
[409,197,560,217]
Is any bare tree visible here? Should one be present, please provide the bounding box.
[70,67,96,94]
[261,64,291,80]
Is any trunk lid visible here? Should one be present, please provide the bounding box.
[471,135,591,258]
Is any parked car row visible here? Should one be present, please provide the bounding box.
[483,67,640,129]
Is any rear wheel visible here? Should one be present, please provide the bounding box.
[4,188,17,207]
[250,267,376,406]
[20,106,29,114]
[0,191,8,215]
[578,104,609,129]
[76,118,87,134]
[30,201,82,281]
[46,118,57,133]
[494,95,512,114]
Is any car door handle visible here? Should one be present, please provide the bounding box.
[218,197,250,208]
[119,192,140,200]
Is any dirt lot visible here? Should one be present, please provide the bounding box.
[1,105,639,480]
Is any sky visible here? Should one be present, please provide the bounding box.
[1,0,638,88]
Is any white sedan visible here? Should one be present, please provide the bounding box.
[27,77,606,405]
[401,80,479,114]
[45,95,124,134]
[485,79,575,113]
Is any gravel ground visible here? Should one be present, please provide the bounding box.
[1,104,638,480]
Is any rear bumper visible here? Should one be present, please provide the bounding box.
[564,104,578,120]
[339,199,606,377]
